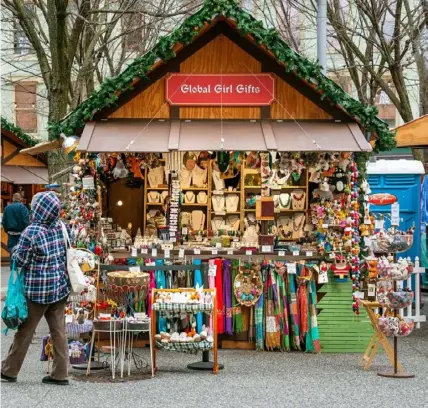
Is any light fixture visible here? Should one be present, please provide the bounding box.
[117,200,123,206]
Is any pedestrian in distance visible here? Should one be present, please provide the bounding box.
[1,192,30,255]
[1,191,70,385]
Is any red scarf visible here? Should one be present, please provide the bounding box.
[215,259,224,334]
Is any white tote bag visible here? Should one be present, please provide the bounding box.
[61,222,88,294]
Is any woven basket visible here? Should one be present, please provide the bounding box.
[233,265,263,307]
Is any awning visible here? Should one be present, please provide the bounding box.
[78,120,170,152]
[78,119,372,152]
[271,121,372,152]
[1,166,49,184]
[20,139,62,155]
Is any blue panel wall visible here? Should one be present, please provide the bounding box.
[368,173,421,260]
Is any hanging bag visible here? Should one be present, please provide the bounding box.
[61,222,88,294]
[2,261,28,333]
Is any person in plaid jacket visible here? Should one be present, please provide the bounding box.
[2,191,70,385]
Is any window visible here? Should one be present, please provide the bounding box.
[14,82,37,133]
[13,3,35,55]
[125,13,142,50]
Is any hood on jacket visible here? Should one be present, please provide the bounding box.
[31,191,61,225]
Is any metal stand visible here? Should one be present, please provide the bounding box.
[377,280,415,379]
[187,351,224,371]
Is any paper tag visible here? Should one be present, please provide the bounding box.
[287,263,297,274]
[141,248,148,254]
[212,249,218,255]
[354,291,365,299]
[227,249,234,255]
[368,284,376,297]
[306,251,313,257]
[261,245,271,253]
[292,250,299,256]
[322,224,329,229]
[208,265,217,277]
[179,248,185,258]
[246,250,253,255]
[374,220,384,229]
[131,247,137,257]
[164,249,170,258]
[170,237,176,243]
[151,248,157,257]
[391,202,400,226]
[278,251,286,257]
[194,248,201,255]
[216,242,222,248]
[182,227,188,235]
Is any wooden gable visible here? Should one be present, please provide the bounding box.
[1,135,46,167]
[105,22,339,122]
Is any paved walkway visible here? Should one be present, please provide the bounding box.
[1,298,427,408]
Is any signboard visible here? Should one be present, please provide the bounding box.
[166,74,275,106]
[368,193,397,206]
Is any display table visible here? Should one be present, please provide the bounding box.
[359,300,404,372]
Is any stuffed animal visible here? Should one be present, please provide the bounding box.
[332,168,347,193]
[314,179,334,201]
[368,259,378,279]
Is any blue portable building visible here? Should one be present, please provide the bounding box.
[367,159,425,261]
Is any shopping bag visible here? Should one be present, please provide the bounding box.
[61,222,88,294]
[1,261,28,333]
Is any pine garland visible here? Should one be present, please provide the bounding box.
[1,116,39,146]
[51,0,395,153]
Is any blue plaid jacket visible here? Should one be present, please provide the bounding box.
[12,192,70,304]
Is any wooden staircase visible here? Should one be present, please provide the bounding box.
[317,277,373,352]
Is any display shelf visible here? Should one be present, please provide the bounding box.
[244,186,262,189]
[244,208,256,211]
[155,340,214,353]
[181,187,208,191]
[212,211,241,215]
[147,187,168,190]
[147,203,163,206]
[275,209,307,213]
[182,203,209,207]
[152,302,213,313]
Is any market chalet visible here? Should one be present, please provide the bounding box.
[180,83,261,94]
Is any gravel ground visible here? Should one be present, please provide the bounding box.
[1,263,427,408]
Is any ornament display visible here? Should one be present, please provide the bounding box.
[233,264,263,306]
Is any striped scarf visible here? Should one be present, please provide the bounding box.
[231,260,243,333]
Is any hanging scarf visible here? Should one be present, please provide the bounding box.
[297,264,309,343]
[215,259,224,334]
[155,259,166,333]
[208,260,216,332]
[307,278,321,353]
[276,272,290,351]
[287,271,301,350]
[255,273,264,350]
[193,259,203,333]
[223,260,233,335]
[145,259,156,316]
[265,268,280,350]
[231,260,243,333]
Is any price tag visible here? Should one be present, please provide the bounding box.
[322,224,329,229]
[194,248,201,255]
[179,248,185,258]
[141,248,148,255]
[354,291,365,300]
[182,227,188,235]
[151,248,157,257]
[278,251,286,257]
[246,250,253,256]
[261,245,271,253]
[208,264,217,277]
[164,249,170,258]
[292,250,299,256]
[287,263,297,274]
[227,249,234,255]
[391,202,400,226]
[306,251,313,257]
[212,249,218,255]
[170,237,176,243]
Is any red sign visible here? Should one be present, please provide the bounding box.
[165,74,275,106]
[368,193,398,206]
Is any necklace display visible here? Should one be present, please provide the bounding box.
[278,193,291,209]
[197,192,207,204]
[212,169,225,191]
[226,215,240,231]
[191,210,205,231]
[184,191,195,203]
[148,191,160,203]
[192,165,207,187]
[212,195,225,212]
[291,190,305,210]
[180,169,192,188]
[148,166,164,188]
[211,217,226,232]
[292,213,305,240]
[160,191,168,203]
[225,194,239,212]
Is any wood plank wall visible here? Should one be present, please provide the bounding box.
[108,35,333,121]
